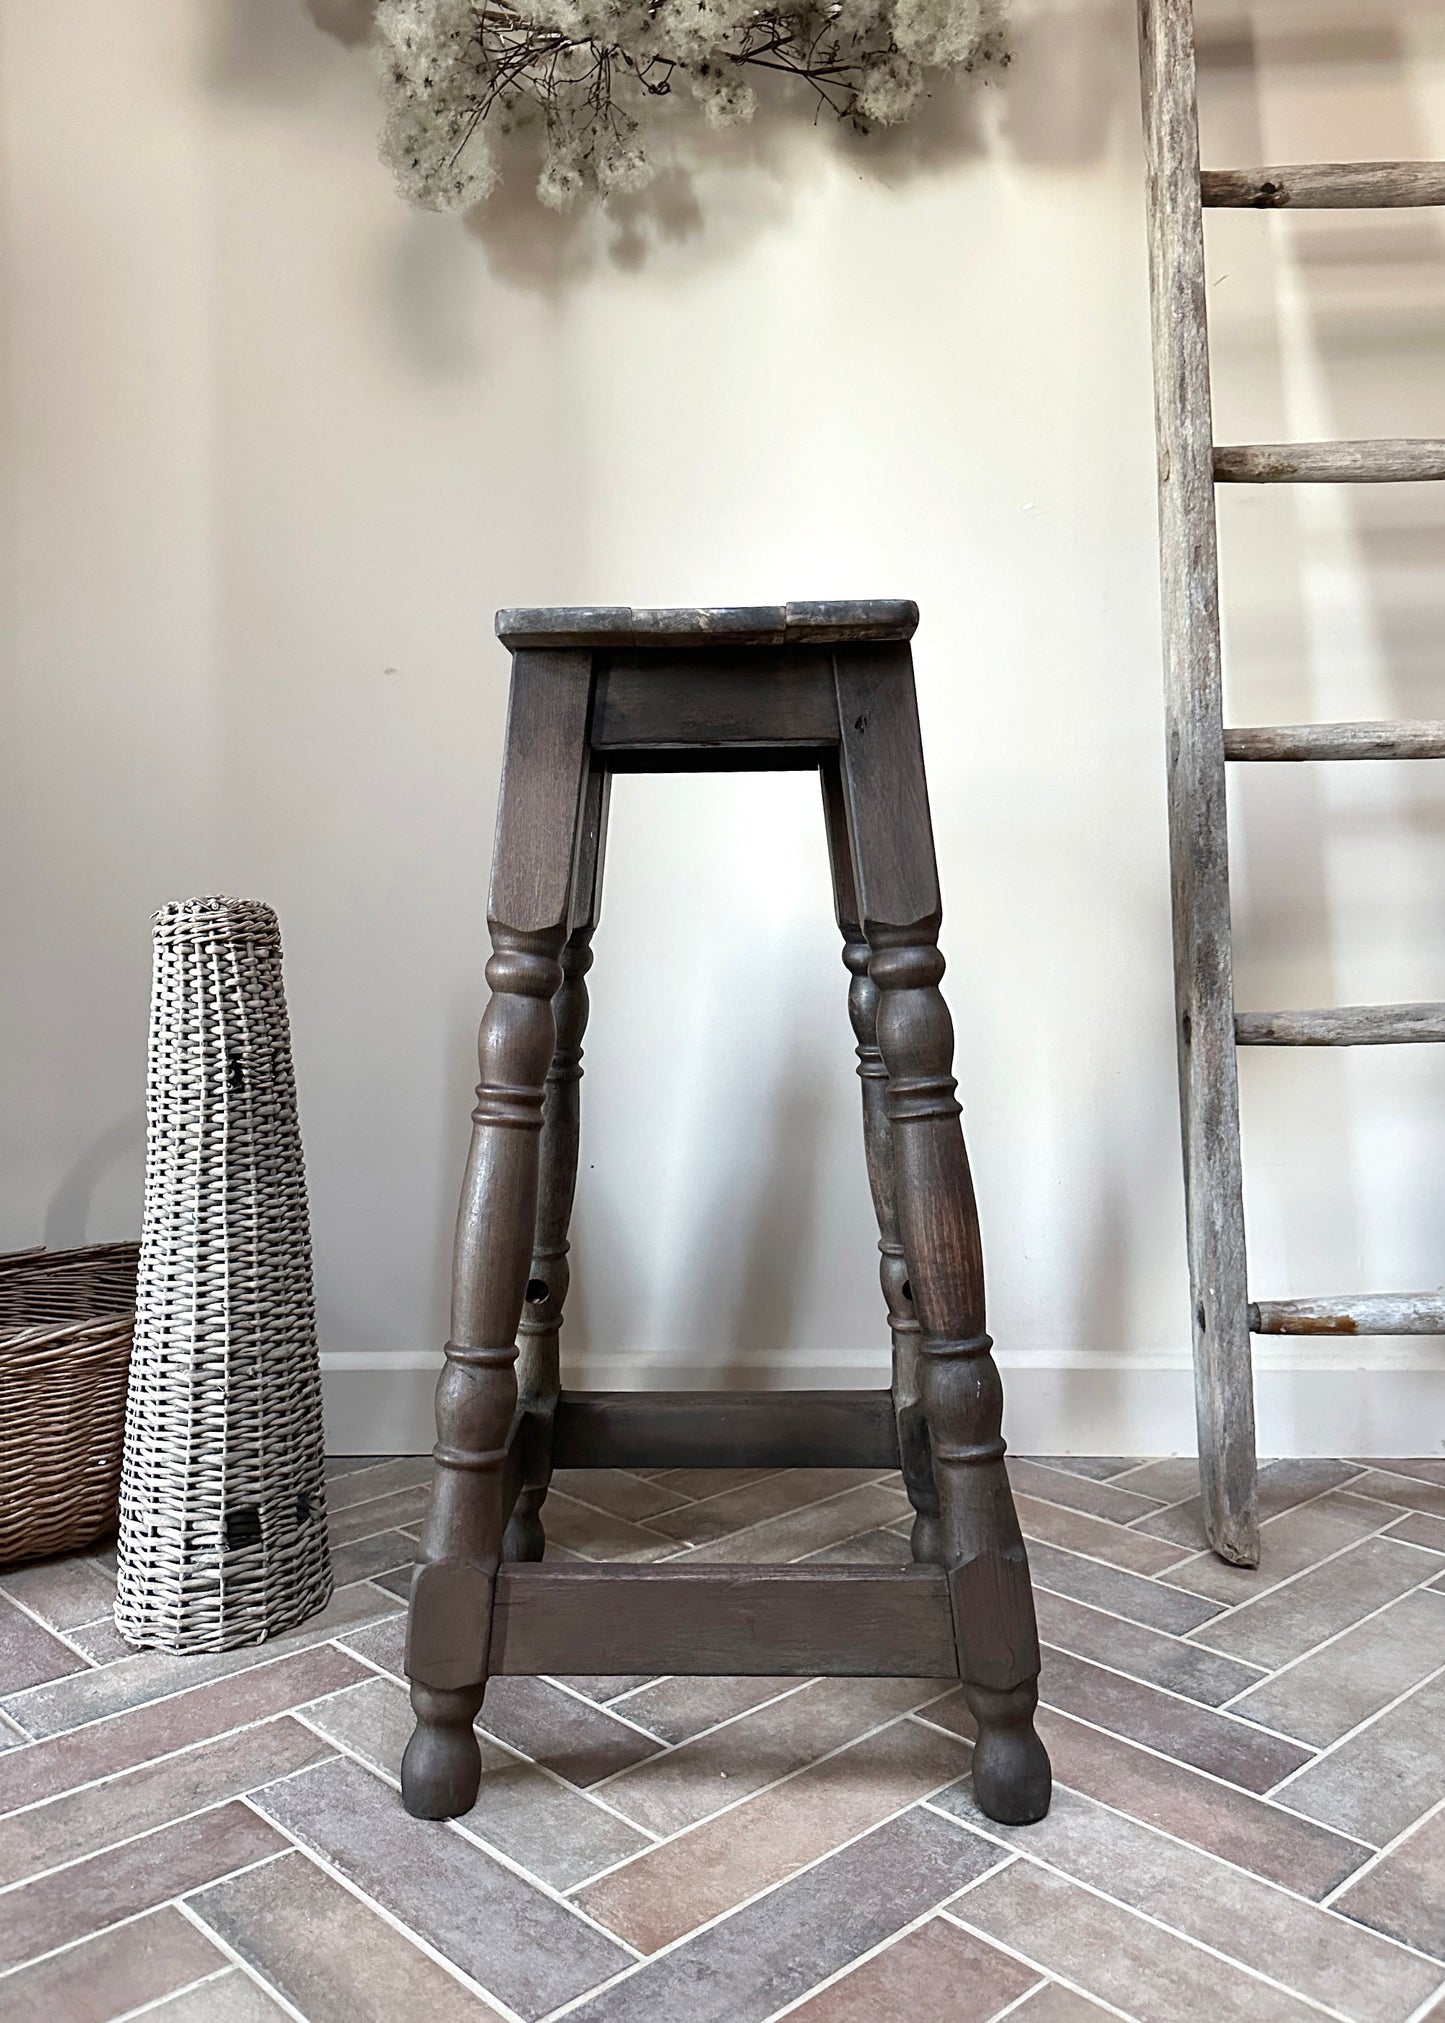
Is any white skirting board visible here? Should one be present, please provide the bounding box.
[319,1346,1445,1459]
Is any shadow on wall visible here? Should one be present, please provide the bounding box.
[43,1112,145,1249]
[211,0,1135,291]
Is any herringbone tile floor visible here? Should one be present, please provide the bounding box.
[0,1455,1442,2022]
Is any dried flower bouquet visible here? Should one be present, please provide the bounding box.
[375,0,1005,208]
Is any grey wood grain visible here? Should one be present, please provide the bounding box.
[1235,1002,1445,1045]
[1202,161,1445,208]
[487,1563,959,1677]
[1215,439,1445,483]
[1224,719,1445,761]
[1249,1292,1445,1334]
[495,601,919,649]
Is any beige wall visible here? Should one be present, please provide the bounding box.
[2,0,1442,1451]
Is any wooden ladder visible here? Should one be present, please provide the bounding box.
[1137,0,1445,1566]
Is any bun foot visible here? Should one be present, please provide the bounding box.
[965,1681,1052,1824]
[400,1685,484,1819]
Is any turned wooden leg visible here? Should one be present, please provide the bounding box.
[823,762,940,1560]
[403,648,592,1820]
[836,646,1050,1826]
[871,932,1050,1823]
[841,935,941,1562]
[500,927,592,1562]
[504,770,607,1563]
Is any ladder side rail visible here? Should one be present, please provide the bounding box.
[1138,0,1259,1566]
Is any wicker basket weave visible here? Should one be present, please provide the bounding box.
[115,897,332,1653]
[0,1243,138,1568]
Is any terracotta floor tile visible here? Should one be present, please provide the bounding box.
[669,1481,912,1565]
[1188,1536,1437,1671]
[326,1454,389,1479]
[947,1853,1327,2023]
[926,1700,1369,1898]
[1037,1647,1312,1792]
[1385,1511,1445,1555]
[565,1805,1003,2022]
[322,1456,434,1510]
[1358,1459,1445,1488]
[1025,1457,1142,1482]
[608,1673,803,1744]
[1275,1669,1445,1846]
[303,1673,652,1887]
[0,1641,364,1816]
[0,1905,224,2023]
[803,1524,916,1566]
[1014,1496,1194,1576]
[1228,1587,1445,1748]
[1007,1457,1166,1523]
[645,1470,891,1548]
[598,1676,946,1835]
[1161,1492,1398,1606]
[63,1616,133,1664]
[191,1846,507,2020]
[645,1467,787,1500]
[534,1492,676,1562]
[1007,1986,1125,2022]
[479,1675,664,1784]
[550,1470,692,1521]
[0,1593,88,1696]
[935,1780,1442,2023]
[251,1754,631,2019]
[577,1713,973,1952]
[0,1714,330,1887]
[328,1486,432,1545]
[0,1801,284,1973]
[336,1609,406,1677]
[0,1551,119,1634]
[786,1911,1040,2021]
[1033,1591,1264,1707]
[144,1969,292,2018]
[1134,1460,1366,1552]
[1109,1458,1201,1503]
[3,1582,399,1740]
[329,1530,417,1586]
[1333,1806,1445,1962]
[550,1674,658,1701]
[1026,1542,1221,1635]
[952,1858,1326,2022]
[1346,1470,1445,1518]
[1,1452,1429,2023]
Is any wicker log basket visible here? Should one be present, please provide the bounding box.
[0,1242,139,1567]
[115,897,332,1653]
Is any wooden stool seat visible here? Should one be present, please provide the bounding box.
[401,602,1052,1828]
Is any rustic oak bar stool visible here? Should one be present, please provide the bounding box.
[402,601,1052,1827]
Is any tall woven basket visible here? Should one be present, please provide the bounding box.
[115,897,332,1652]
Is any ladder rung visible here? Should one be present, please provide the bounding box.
[1202,162,1445,209]
[1236,1003,1445,1046]
[1225,721,1445,762]
[1250,1293,1445,1335]
[1215,440,1445,483]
